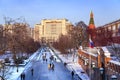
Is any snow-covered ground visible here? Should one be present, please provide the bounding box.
[50,48,90,80]
[0,47,90,80]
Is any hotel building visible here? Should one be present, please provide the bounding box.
[34,19,72,43]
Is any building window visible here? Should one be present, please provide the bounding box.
[112,25,116,31]
[108,26,111,31]
[118,24,120,36]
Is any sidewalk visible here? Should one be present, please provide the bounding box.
[50,47,90,80]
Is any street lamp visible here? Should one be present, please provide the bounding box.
[99,67,104,80]
[84,59,88,66]
[16,57,19,72]
[92,62,96,68]
[111,74,117,80]
[99,67,104,74]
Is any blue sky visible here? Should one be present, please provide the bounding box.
[0,0,120,27]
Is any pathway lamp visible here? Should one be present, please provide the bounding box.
[92,62,96,68]
[16,57,19,72]
[99,67,104,80]
[111,74,117,80]
[100,67,104,74]
[84,59,88,66]
[84,59,87,66]
[16,64,18,72]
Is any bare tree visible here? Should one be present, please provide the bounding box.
[52,34,73,54]
[0,24,11,54]
[68,21,88,48]
[53,21,88,54]
[96,27,120,60]
[95,27,113,46]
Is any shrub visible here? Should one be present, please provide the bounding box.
[21,56,28,60]
[5,58,10,63]
[14,57,23,64]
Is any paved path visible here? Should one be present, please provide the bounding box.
[18,47,75,80]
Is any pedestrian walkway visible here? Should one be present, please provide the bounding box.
[17,47,73,80]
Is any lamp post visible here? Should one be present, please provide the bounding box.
[16,64,18,72]
[92,62,99,80]
[99,48,106,80]
[111,74,117,80]
[99,67,104,80]
[92,62,96,68]
[16,57,19,72]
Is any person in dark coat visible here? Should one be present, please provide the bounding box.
[22,72,25,80]
[20,73,23,80]
[50,63,51,68]
[71,71,74,79]
[51,63,54,71]
[31,68,34,76]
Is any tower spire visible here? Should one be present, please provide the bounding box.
[89,11,95,29]
[90,11,93,18]
[88,11,96,39]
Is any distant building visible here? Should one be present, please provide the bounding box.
[26,26,34,38]
[96,19,120,44]
[34,19,72,43]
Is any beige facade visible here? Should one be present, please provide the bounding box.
[34,19,72,43]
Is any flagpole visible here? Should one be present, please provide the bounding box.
[89,48,91,80]
[88,35,92,80]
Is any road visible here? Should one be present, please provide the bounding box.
[18,47,74,80]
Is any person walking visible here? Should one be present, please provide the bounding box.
[71,71,74,79]
[51,63,54,71]
[54,58,56,61]
[20,73,23,80]
[22,72,25,80]
[31,68,34,76]
[46,58,47,63]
